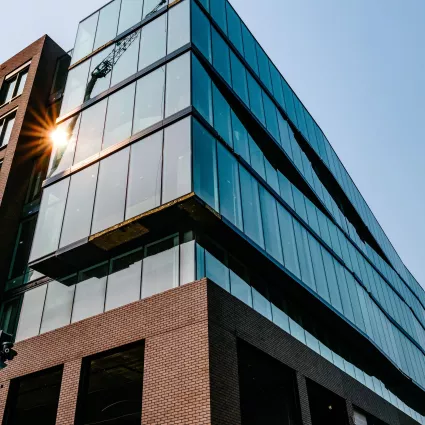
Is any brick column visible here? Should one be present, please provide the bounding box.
[0,380,10,422]
[141,321,210,425]
[55,358,82,425]
[209,323,241,425]
[296,372,313,425]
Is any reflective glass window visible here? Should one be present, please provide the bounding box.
[193,119,219,210]
[118,0,143,34]
[292,186,307,222]
[16,72,28,97]
[260,187,283,263]
[230,52,249,105]
[205,251,230,291]
[91,148,129,234]
[212,28,231,85]
[72,13,98,65]
[143,0,167,19]
[73,98,107,164]
[226,2,243,54]
[192,1,212,62]
[180,240,196,285]
[15,285,47,341]
[293,220,316,290]
[277,115,293,157]
[103,83,135,149]
[305,199,320,235]
[110,32,140,87]
[71,265,108,323]
[269,64,285,108]
[93,0,120,50]
[272,305,290,333]
[126,131,163,219]
[231,112,250,163]
[198,0,209,11]
[322,250,343,312]
[133,67,165,133]
[139,14,167,70]
[0,113,15,148]
[30,178,69,262]
[61,60,90,115]
[162,117,192,203]
[60,163,98,248]
[247,73,265,125]
[239,166,264,248]
[142,238,179,298]
[263,94,280,141]
[230,271,252,307]
[213,85,233,147]
[0,77,17,105]
[88,46,114,99]
[345,269,366,332]
[217,143,243,230]
[210,0,227,34]
[241,23,258,75]
[256,45,272,92]
[40,281,75,334]
[252,288,272,320]
[248,136,265,179]
[277,204,301,279]
[308,235,330,303]
[167,0,190,54]
[277,172,294,209]
[105,249,143,311]
[281,77,297,125]
[192,54,213,124]
[165,52,191,117]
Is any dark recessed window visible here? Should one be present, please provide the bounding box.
[0,66,29,105]
[0,112,16,148]
[3,366,63,425]
[76,342,145,425]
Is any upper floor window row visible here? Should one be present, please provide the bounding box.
[0,65,29,106]
[72,0,175,65]
[0,111,16,148]
[62,0,189,116]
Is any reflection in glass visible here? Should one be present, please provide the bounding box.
[91,148,129,234]
[73,99,107,164]
[133,67,165,133]
[60,60,90,115]
[103,83,135,149]
[143,0,167,19]
[126,131,163,219]
[105,249,143,311]
[162,117,192,203]
[167,0,190,54]
[165,52,191,118]
[217,143,243,230]
[139,14,167,70]
[192,55,212,124]
[30,178,70,262]
[72,13,98,65]
[213,86,233,147]
[239,166,264,248]
[248,136,265,179]
[15,285,47,342]
[231,112,250,163]
[118,0,143,34]
[40,281,75,334]
[93,0,120,50]
[60,163,99,248]
[87,46,114,99]
[110,32,140,87]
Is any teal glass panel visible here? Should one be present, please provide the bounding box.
[226,2,243,54]
[230,52,249,105]
[293,220,316,290]
[212,28,231,85]
[246,73,265,125]
[230,271,252,306]
[269,64,285,108]
[248,136,265,180]
[344,270,365,331]
[205,251,230,291]
[252,288,272,320]
[192,1,212,62]
[322,249,343,312]
[255,45,272,92]
[192,55,213,124]
[277,172,294,209]
[264,159,279,193]
[308,235,330,303]
[198,0,209,11]
[231,112,250,163]
[292,187,307,222]
[281,77,297,125]
[193,120,219,211]
[333,260,355,323]
[241,23,258,75]
[239,166,264,248]
[263,93,280,142]
[217,143,243,230]
[316,210,332,247]
[210,0,227,34]
[212,85,233,147]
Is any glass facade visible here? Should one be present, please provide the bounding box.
[9,1,423,423]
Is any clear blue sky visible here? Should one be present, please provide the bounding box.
[1,0,424,287]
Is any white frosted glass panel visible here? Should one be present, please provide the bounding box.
[180,241,195,285]
[40,281,75,334]
[141,247,179,298]
[15,285,47,342]
[71,276,107,323]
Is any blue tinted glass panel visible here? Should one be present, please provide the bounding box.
[231,112,250,163]
[230,271,252,306]
[226,2,243,54]
[255,45,272,92]
[344,270,365,332]
[292,187,307,222]
[241,23,258,75]
[305,200,320,235]
[192,1,212,62]
[246,73,265,125]
[308,235,330,303]
[277,172,294,209]
[206,251,229,290]
[239,166,264,248]
[198,0,209,11]
[217,143,243,230]
[213,85,233,147]
[322,250,343,312]
[212,28,231,85]
[248,136,265,180]
[277,116,293,158]
[252,288,272,320]
[192,55,213,124]
[230,52,249,105]
[259,187,283,263]
[293,220,316,290]
[281,77,297,124]
[269,64,285,108]
[210,0,227,34]
[263,94,280,142]
[193,120,219,211]
[264,159,279,193]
